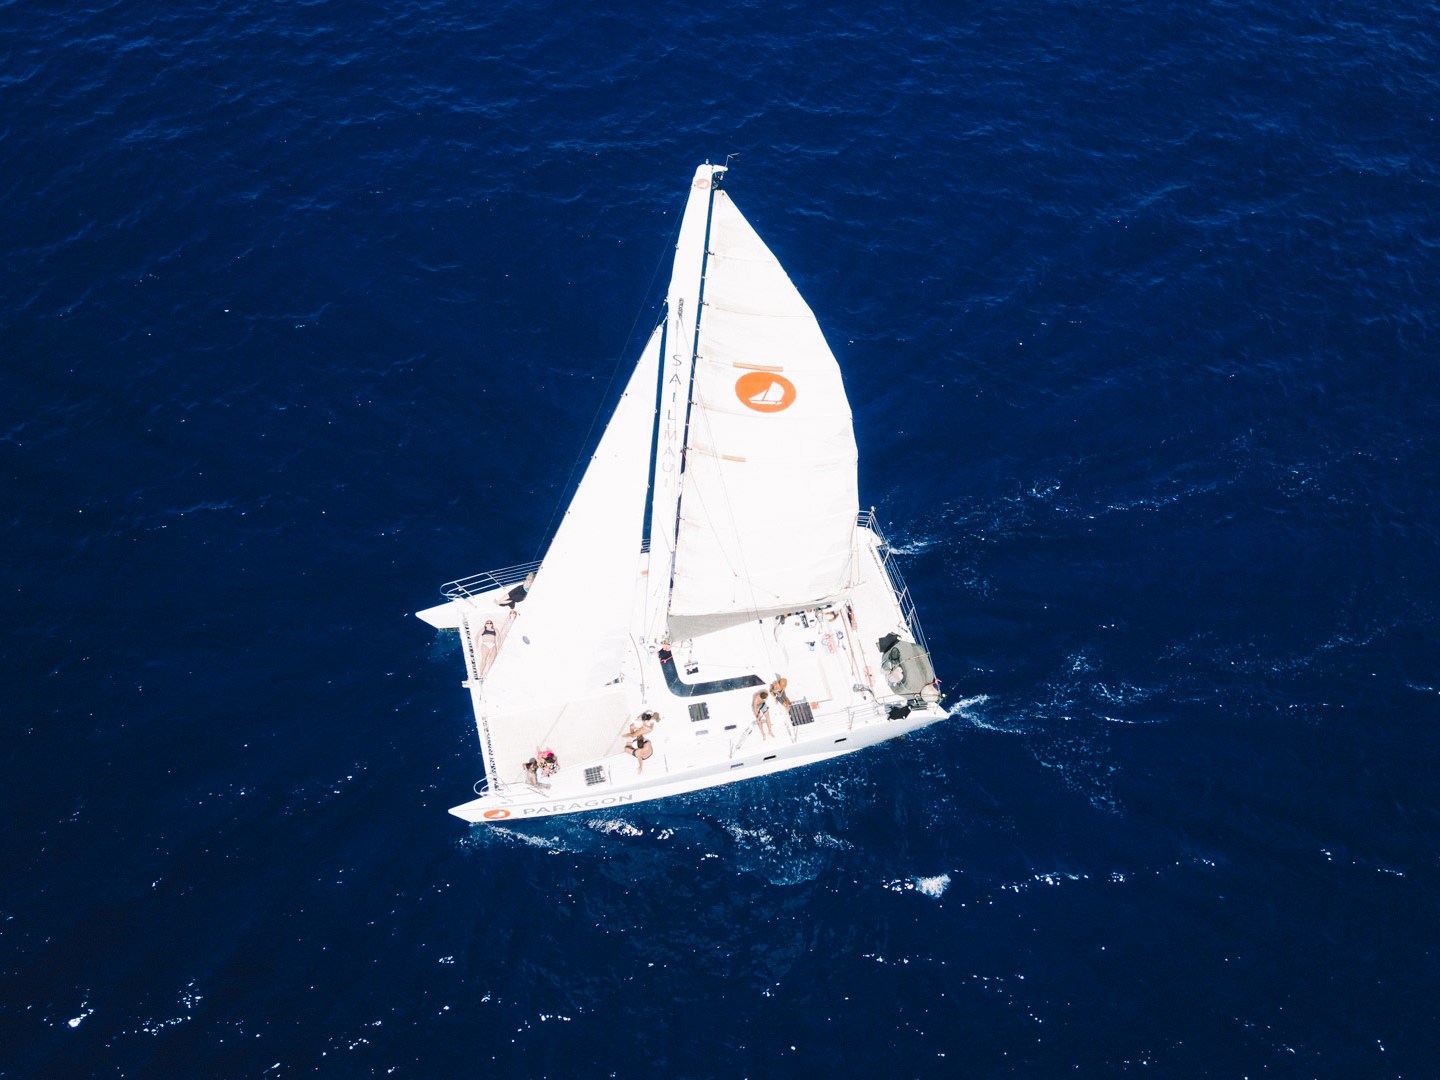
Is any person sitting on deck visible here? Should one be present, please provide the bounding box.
[625,732,654,772]
[769,677,791,710]
[752,689,775,740]
[523,757,551,791]
[497,572,535,613]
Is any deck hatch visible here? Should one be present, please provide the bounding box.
[584,766,607,786]
[789,702,815,725]
[688,702,710,722]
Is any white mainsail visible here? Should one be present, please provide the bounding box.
[664,186,860,637]
[482,325,662,709]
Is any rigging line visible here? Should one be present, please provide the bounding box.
[640,315,670,544]
[529,207,685,564]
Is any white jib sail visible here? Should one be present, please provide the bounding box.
[666,189,860,636]
[482,325,662,711]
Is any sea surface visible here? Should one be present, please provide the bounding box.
[4,0,1438,1075]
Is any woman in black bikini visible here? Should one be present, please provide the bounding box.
[625,731,655,772]
[477,619,498,675]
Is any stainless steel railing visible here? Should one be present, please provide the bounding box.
[856,509,931,660]
[439,540,651,601]
[439,560,541,601]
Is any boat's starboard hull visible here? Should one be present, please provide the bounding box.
[448,702,948,823]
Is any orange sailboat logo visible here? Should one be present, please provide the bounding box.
[734,371,796,413]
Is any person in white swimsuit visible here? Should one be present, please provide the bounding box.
[477,619,498,675]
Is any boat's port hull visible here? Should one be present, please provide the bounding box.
[448,702,947,823]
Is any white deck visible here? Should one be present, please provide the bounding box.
[420,525,946,823]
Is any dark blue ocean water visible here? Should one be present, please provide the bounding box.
[4,0,1438,1075]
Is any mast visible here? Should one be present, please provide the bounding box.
[644,163,726,645]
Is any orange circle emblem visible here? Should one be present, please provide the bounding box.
[694,177,710,190]
[483,808,511,820]
[734,371,796,413]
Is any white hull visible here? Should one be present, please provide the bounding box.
[446,702,946,822]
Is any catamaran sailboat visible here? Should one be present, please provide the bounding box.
[417,163,946,823]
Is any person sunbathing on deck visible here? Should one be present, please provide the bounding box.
[477,619,499,675]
